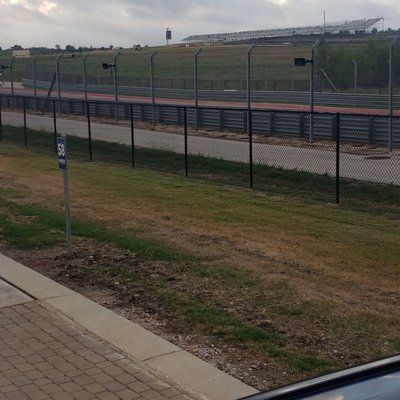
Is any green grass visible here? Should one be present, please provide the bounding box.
[0,184,334,373]
[268,349,331,372]
[2,45,311,88]
[391,337,400,351]
[0,214,62,249]
[2,124,400,215]
[102,263,331,372]
[1,142,400,376]
[0,195,63,248]
[184,264,258,288]
[4,41,397,94]
[0,194,189,261]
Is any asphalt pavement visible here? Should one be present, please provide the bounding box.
[2,111,400,185]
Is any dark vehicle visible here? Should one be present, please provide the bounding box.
[240,355,400,400]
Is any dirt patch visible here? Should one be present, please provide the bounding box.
[1,234,397,391]
[0,238,293,390]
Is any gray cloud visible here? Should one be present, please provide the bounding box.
[0,0,398,49]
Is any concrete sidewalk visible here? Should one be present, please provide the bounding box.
[0,253,257,400]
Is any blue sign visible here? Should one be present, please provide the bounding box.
[57,136,67,170]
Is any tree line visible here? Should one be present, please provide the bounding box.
[316,39,400,91]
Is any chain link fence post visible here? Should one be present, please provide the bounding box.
[249,108,253,189]
[184,107,188,176]
[113,51,121,122]
[336,113,341,204]
[130,103,135,168]
[388,36,399,152]
[150,51,157,127]
[23,97,27,147]
[309,40,320,144]
[0,95,3,142]
[86,101,92,160]
[53,100,57,152]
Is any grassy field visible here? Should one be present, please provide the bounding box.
[1,135,400,389]
[1,44,310,80]
[2,124,400,215]
[2,40,398,93]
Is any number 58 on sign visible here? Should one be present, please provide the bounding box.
[57,135,72,255]
[57,136,67,170]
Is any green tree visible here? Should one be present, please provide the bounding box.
[65,44,76,52]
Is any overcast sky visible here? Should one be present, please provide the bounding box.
[0,0,399,49]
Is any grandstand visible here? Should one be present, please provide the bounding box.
[182,18,383,45]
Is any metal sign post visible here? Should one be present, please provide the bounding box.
[57,135,72,255]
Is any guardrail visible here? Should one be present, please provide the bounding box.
[2,93,400,147]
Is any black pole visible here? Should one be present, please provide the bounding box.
[53,100,57,153]
[130,103,135,168]
[335,113,340,204]
[86,102,92,160]
[184,107,188,176]
[23,97,27,147]
[249,109,253,189]
[0,95,3,142]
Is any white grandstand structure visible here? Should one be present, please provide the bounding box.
[183,18,383,44]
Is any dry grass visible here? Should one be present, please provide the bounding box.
[1,144,400,389]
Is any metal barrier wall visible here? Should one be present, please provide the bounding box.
[2,93,399,147]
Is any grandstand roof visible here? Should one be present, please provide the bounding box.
[182,18,383,44]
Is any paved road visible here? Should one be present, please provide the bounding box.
[2,111,399,185]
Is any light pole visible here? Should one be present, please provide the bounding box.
[166,28,172,46]
[389,36,399,152]
[102,51,120,121]
[113,52,120,121]
[294,39,320,143]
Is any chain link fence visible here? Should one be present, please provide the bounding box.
[2,40,399,106]
[1,94,400,215]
